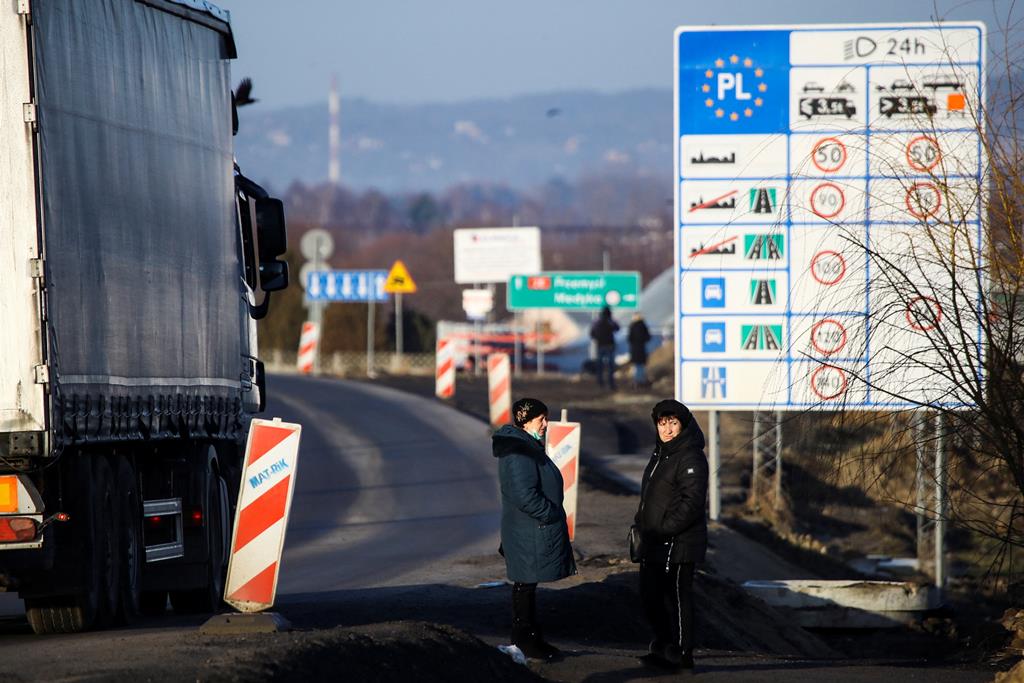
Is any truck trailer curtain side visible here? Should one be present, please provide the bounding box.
[32,0,250,446]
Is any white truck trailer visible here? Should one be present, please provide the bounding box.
[0,0,289,633]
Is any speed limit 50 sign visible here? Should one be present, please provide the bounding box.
[675,22,986,410]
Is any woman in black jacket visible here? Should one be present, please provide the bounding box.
[634,399,708,671]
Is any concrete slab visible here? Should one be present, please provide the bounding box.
[200,611,292,635]
[742,579,938,628]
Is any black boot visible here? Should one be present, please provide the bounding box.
[511,583,555,661]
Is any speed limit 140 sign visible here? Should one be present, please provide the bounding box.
[675,21,986,410]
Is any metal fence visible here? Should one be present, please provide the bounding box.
[262,349,436,377]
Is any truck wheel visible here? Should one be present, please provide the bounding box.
[25,456,117,634]
[115,457,143,623]
[139,590,167,616]
[170,468,227,614]
[92,457,120,626]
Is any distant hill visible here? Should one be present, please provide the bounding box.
[234,89,673,194]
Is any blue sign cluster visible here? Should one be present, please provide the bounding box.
[306,270,389,303]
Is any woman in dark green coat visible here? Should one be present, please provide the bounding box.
[493,397,576,660]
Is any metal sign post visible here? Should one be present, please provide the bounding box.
[299,229,335,375]
[366,301,376,378]
[708,410,721,520]
[383,260,417,373]
[934,413,946,590]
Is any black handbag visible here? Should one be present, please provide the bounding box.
[628,525,643,563]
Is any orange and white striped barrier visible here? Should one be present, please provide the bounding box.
[224,418,302,613]
[546,420,581,542]
[487,353,511,427]
[296,321,320,374]
[435,337,455,399]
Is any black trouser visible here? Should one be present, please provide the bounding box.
[640,558,695,657]
[511,581,537,629]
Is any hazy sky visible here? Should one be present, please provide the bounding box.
[229,1,1016,109]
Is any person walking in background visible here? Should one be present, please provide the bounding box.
[493,398,577,660]
[628,312,652,389]
[633,399,708,672]
[589,306,620,390]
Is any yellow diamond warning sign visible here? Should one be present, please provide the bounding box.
[384,260,417,294]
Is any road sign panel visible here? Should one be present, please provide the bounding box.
[675,22,986,410]
[384,260,417,294]
[507,272,640,310]
[304,270,388,302]
[299,229,334,261]
[454,227,541,284]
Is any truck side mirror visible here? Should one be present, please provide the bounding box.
[258,260,288,293]
[254,196,288,292]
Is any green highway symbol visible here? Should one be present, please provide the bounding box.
[507,272,641,310]
[741,324,783,350]
[749,278,777,305]
[744,234,784,260]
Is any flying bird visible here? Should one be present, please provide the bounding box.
[546,107,562,118]
[233,77,257,108]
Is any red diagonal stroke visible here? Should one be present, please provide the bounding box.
[688,189,737,213]
[234,475,291,552]
[228,561,278,605]
[299,341,317,356]
[560,457,577,491]
[688,235,738,258]
[566,512,576,542]
[489,376,510,405]
[437,358,454,376]
[546,424,575,450]
[495,408,510,425]
[247,425,297,466]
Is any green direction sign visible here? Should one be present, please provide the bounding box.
[507,272,641,310]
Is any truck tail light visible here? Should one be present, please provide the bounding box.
[0,517,38,542]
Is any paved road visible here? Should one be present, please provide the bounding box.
[271,373,500,592]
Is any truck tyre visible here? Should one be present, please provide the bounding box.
[25,456,117,633]
[115,456,143,623]
[92,457,120,626]
[139,590,167,616]
[170,466,227,613]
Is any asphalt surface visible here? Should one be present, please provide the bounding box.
[269,373,501,592]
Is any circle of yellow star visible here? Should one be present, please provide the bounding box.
[705,98,714,107]
[754,68,764,77]
[730,112,739,121]
[755,97,763,107]
[743,57,753,67]
[758,83,768,92]
[744,108,753,117]
[705,69,714,78]
[702,84,711,93]
[729,54,739,64]
[715,108,724,118]
[714,58,725,68]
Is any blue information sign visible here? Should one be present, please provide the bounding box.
[306,270,389,303]
[675,23,986,410]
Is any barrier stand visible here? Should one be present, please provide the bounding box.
[435,337,455,399]
[296,321,319,375]
[201,418,302,634]
[487,353,511,427]
[546,409,581,542]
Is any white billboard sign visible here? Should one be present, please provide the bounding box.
[675,22,986,410]
[453,227,541,284]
